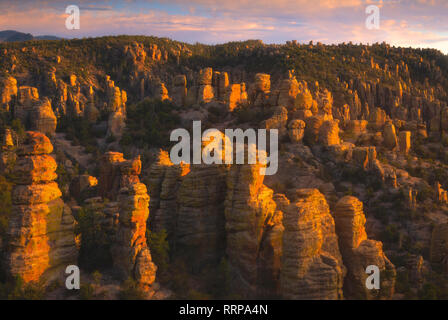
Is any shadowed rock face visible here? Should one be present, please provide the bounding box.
[279,189,345,300]
[98,152,141,200]
[6,131,77,284]
[175,164,228,270]
[148,150,229,271]
[334,196,396,299]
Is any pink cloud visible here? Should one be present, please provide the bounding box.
[0,0,446,53]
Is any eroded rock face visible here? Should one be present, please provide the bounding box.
[154,81,170,102]
[112,182,157,292]
[319,120,341,146]
[172,75,187,107]
[252,73,271,105]
[294,87,314,111]
[398,131,411,154]
[198,85,214,104]
[264,106,288,137]
[383,121,398,150]
[0,76,18,111]
[98,152,141,200]
[288,119,306,143]
[30,98,57,137]
[334,196,396,299]
[430,223,448,271]
[304,116,325,145]
[225,84,246,111]
[224,161,278,297]
[175,164,228,269]
[279,189,345,300]
[198,68,213,85]
[278,78,300,109]
[147,151,184,238]
[95,150,159,293]
[6,131,77,284]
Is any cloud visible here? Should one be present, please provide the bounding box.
[0,0,446,53]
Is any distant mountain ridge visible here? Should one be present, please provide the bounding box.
[0,30,62,42]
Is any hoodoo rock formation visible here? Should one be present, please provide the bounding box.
[5,131,77,284]
[334,196,396,299]
[4,36,448,300]
[111,181,157,293]
[279,189,345,300]
[224,161,278,297]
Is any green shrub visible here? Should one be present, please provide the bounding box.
[118,278,146,300]
[122,98,180,148]
[75,207,112,271]
[147,229,170,279]
[0,277,45,300]
[79,283,95,300]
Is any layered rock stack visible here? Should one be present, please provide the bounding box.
[218,72,229,100]
[98,152,141,200]
[6,131,77,284]
[279,189,345,299]
[334,196,396,299]
[369,107,387,130]
[176,164,228,270]
[225,83,247,111]
[304,116,324,145]
[30,98,57,137]
[105,76,127,139]
[435,182,448,204]
[154,80,170,102]
[319,120,341,146]
[398,131,411,154]
[252,73,271,106]
[430,223,448,271]
[224,160,278,297]
[147,150,189,239]
[293,85,315,118]
[0,76,18,111]
[171,75,187,107]
[277,78,300,109]
[197,67,214,104]
[383,121,398,150]
[101,152,158,293]
[8,85,57,137]
[264,106,288,137]
[111,181,157,293]
[0,128,16,173]
[288,119,306,143]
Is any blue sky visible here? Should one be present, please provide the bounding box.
[0,0,447,53]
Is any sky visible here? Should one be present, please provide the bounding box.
[0,0,447,54]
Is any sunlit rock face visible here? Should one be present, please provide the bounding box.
[0,76,18,111]
[112,182,157,292]
[280,189,345,300]
[224,161,278,297]
[30,98,57,137]
[5,131,77,284]
[335,196,396,300]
